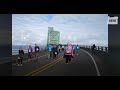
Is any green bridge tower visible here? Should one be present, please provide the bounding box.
[47,27,60,45]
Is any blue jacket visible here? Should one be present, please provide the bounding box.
[48,45,53,52]
[76,45,80,50]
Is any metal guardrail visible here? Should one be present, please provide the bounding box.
[80,45,108,52]
[80,45,108,56]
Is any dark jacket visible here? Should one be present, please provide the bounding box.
[93,45,96,49]
[19,50,24,57]
[35,46,40,52]
[53,46,58,53]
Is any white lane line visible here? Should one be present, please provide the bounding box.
[81,49,100,76]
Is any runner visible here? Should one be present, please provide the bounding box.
[64,43,73,64]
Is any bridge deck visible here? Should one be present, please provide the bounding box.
[12,49,106,76]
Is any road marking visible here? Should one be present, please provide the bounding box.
[25,56,63,76]
[24,56,63,76]
[32,57,63,76]
[81,49,101,76]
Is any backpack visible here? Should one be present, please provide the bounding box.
[65,45,72,54]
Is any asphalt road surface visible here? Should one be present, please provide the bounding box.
[12,49,105,76]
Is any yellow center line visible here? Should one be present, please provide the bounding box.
[32,57,63,76]
[25,56,63,76]
[24,56,63,76]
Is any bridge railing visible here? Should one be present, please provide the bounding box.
[80,45,108,55]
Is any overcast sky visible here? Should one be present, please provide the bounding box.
[12,14,108,46]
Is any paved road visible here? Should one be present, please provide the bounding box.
[12,49,104,76]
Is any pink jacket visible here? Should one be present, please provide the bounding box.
[28,47,33,55]
[64,44,73,55]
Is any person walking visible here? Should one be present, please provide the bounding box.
[18,47,24,66]
[62,45,64,52]
[34,44,40,62]
[17,55,20,66]
[76,45,80,55]
[53,44,58,59]
[58,44,61,53]
[73,45,76,55]
[92,44,96,55]
[28,45,33,60]
[64,43,73,64]
[48,44,53,59]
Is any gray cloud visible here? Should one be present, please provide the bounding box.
[12,14,108,47]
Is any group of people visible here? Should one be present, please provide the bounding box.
[73,45,80,55]
[48,44,62,59]
[17,44,40,66]
[48,43,96,64]
[17,43,81,66]
[48,43,81,64]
